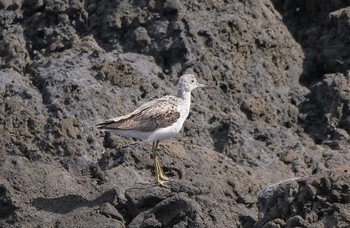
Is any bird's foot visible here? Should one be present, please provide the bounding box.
[156,175,170,187]
[154,156,170,187]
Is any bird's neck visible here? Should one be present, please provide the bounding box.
[177,89,192,118]
[177,89,192,105]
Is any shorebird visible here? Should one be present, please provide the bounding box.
[97,74,207,186]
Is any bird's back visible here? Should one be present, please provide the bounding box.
[97,95,185,140]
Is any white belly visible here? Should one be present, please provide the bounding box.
[146,123,181,141]
[107,115,186,142]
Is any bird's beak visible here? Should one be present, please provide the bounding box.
[197,83,207,88]
[197,82,215,89]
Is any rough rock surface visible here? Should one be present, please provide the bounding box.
[0,0,350,227]
[256,168,350,227]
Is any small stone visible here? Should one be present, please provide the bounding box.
[280,150,299,164]
[99,203,124,221]
[134,27,151,46]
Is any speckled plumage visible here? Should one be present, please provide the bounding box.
[97,96,181,132]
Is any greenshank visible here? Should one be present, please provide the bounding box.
[97,74,207,186]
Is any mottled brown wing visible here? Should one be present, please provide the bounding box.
[97,98,180,132]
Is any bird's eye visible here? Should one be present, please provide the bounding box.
[191,79,195,83]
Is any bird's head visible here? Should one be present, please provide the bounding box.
[177,74,207,92]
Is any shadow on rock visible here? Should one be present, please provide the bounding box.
[128,193,200,228]
[32,189,116,214]
[298,73,350,148]
[272,1,350,146]
[272,0,350,86]
[0,184,17,219]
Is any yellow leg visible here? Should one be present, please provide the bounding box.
[155,156,169,181]
[152,141,170,186]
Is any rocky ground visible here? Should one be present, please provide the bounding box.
[1,0,350,227]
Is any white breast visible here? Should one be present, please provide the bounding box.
[146,100,190,142]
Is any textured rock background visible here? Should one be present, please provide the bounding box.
[0,0,350,227]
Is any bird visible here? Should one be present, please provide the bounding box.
[97,74,208,186]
